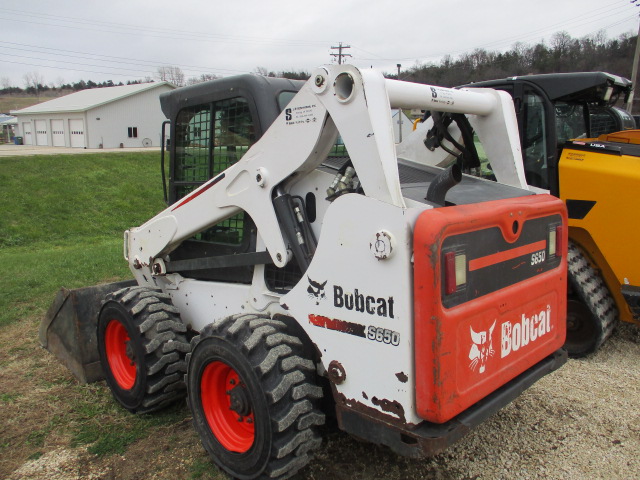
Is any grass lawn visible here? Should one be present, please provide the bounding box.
[0,151,230,479]
[0,151,166,326]
[0,95,58,113]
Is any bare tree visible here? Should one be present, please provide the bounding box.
[0,76,11,89]
[253,66,269,76]
[23,71,45,97]
[512,42,534,72]
[156,66,185,86]
[186,73,220,86]
[551,31,572,56]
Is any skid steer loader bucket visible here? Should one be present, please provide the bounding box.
[39,280,136,384]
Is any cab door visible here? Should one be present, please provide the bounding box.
[501,82,559,194]
[167,96,259,284]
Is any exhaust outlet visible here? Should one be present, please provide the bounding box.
[425,164,462,206]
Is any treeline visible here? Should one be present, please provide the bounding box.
[252,67,310,80]
[0,79,152,97]
[395,31,636,87]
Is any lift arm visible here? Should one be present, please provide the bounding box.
[125,65,526,279]
[396,86,528,189]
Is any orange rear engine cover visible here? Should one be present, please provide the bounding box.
[413,194,567,423]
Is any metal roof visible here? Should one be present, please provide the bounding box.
[11,82,175,115]
[0,114,17,125]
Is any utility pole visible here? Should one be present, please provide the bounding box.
[397,64,403,142]
[330,42,352,65]
[626,1,640,113]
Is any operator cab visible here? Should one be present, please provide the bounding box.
[158,75,304,286]
[160,75,305,205]
[463,72,635,193]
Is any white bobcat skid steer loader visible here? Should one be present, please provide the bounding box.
[41,65,568,480]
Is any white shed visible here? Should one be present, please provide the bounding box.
[11,82,175,148]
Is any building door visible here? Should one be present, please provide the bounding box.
[22,122,33,145]
[35,119,48,146]
[51,119,65,147]
[69,119,85,148]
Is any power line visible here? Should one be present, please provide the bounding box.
[0,10,330,48]
[0,59,155,79]
[0,41,247,76]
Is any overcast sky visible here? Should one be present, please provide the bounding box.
[1,0,638,87]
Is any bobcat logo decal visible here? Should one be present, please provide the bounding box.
[307,277,327,305]
[469,321,496,374]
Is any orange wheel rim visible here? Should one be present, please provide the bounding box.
[105,319,137,390]
[201,361,255,452]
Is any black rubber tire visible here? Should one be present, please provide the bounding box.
[565,242,618,358]
[97,286,190,413]
[187,314,325,480]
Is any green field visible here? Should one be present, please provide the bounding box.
[0,151,227,479]
[0,95,57,113]
[0,152,166,326]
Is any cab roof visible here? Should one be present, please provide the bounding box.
[465,72,631,103]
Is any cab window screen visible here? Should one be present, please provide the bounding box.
[589,106,619,138]
[213,98,254,176]
[175,105,211,186]
[173,97,255,245]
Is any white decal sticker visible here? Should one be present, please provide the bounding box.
[501,305,552,358]
[469,321,496,373]
[284,104,318,125]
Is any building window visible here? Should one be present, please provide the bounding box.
[127,127,138,138]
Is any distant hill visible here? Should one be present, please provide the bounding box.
[0,94,61,114]
[395,31,636,88]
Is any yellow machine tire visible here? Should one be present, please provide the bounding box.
[566,242,618,357]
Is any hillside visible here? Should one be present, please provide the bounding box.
[0,151,166,325]
[0,94,63,113]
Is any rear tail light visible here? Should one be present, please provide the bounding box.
[549,225,562,258]
[445,251,467,294]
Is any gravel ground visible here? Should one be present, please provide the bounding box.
[5,322,639,480]
[387,320,640,480]
[293,321,640,480]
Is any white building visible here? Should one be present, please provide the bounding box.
[11,82,175,148]
[0,114,17,143]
